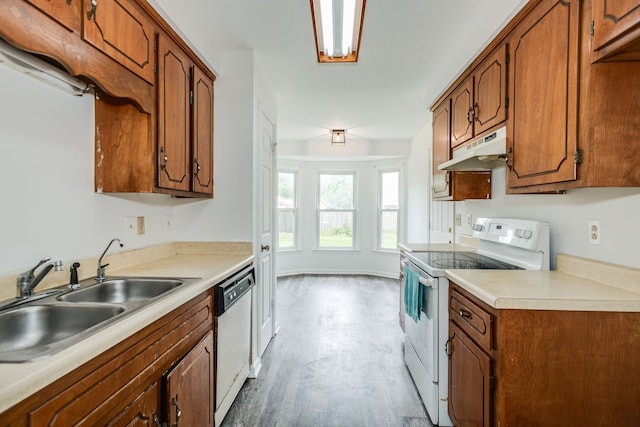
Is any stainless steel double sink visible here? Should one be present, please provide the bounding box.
[0,276,198,363]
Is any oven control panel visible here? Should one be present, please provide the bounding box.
[472,218,549,251]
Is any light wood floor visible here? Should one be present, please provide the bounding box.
[221,275,433,427]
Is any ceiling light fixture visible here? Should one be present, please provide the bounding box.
[331,129,346,145]
[310,0,366,63]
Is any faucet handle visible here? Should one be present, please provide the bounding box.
[19,257,52,281]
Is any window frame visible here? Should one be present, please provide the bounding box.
[377,167,401,252]
[277,169,299,251]
[316,171,358,250]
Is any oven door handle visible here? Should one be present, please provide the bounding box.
[418,276,435,288]
[402,260,437,289]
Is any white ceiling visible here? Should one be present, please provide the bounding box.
[155,0,528,146]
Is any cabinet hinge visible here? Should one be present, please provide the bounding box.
[574,148,583,165]
[590,21,595,37]
[506,52,510,64]
[189,90,193,105]
[490,375,495,390]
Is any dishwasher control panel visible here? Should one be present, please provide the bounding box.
[213,265,255,316]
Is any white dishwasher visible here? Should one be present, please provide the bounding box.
[213,265,255,427]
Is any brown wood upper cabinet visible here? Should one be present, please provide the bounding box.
[506,0,580,190]
[83,0,156,85]
[450,45,507,148]
[25,0,81,32]
[432,99,492,201]
[592,0,640,61]
[157,33,214,196]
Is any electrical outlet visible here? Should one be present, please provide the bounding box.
[588,220,601,245]
[467,214,473,227]
[125,216,136,236]
[137,216,145,235]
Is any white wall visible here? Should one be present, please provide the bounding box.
[276,158,404,278]
[405,124,431,243]
[454,166,640,269]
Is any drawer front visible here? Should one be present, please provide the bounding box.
[449,289,492,352]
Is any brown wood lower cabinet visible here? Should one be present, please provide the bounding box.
[448,321,491,427]
[448,283,640,426]
[164,331,215,427]
[0,291,214,426]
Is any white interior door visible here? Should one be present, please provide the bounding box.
[257,111,275,357]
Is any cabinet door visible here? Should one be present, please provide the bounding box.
[474,44,507,135]
[506,0,580,189]
[448,321,491,427]
[432,100,451,200]
[450,78,474,147]
[106,382,160,427]
[592,0,640,53]
[25,0,80,32]
[158,33,191,192]
[192,66,214,196]
[83,0,156,84]
[165,331,214,427]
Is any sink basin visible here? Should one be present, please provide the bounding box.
[0,304,124,362]
[58,278,185,304]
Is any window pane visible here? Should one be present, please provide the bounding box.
[380,211,398,249]
[319,174,354,209]
[319,211,353,247]
[381,171,399,209]
[278,211,295,248]
[278,172,295,208]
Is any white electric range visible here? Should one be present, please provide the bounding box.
[402,218,550,426]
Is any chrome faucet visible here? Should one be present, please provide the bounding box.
[97,238,124,282]
[16,257,54,298]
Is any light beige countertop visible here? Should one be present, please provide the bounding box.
[446,253,640,312]
[0,242,253,414]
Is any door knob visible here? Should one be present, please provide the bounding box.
[261,244,270,252]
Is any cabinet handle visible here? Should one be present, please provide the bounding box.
[87,0,98,20]
[160,146,168,170]
[473,102,479,122]
[193,158,201,175]
[459,308,472,319]
[172,396,182,426]
[466,106,474,123]
[445,334,455,358]
[152,413,162,427]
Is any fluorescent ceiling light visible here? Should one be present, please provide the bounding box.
[0,39,89,96]
[311,0,366,63]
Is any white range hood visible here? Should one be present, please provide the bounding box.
[438,126,507,171]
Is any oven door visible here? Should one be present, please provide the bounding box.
[403,260,439,383]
